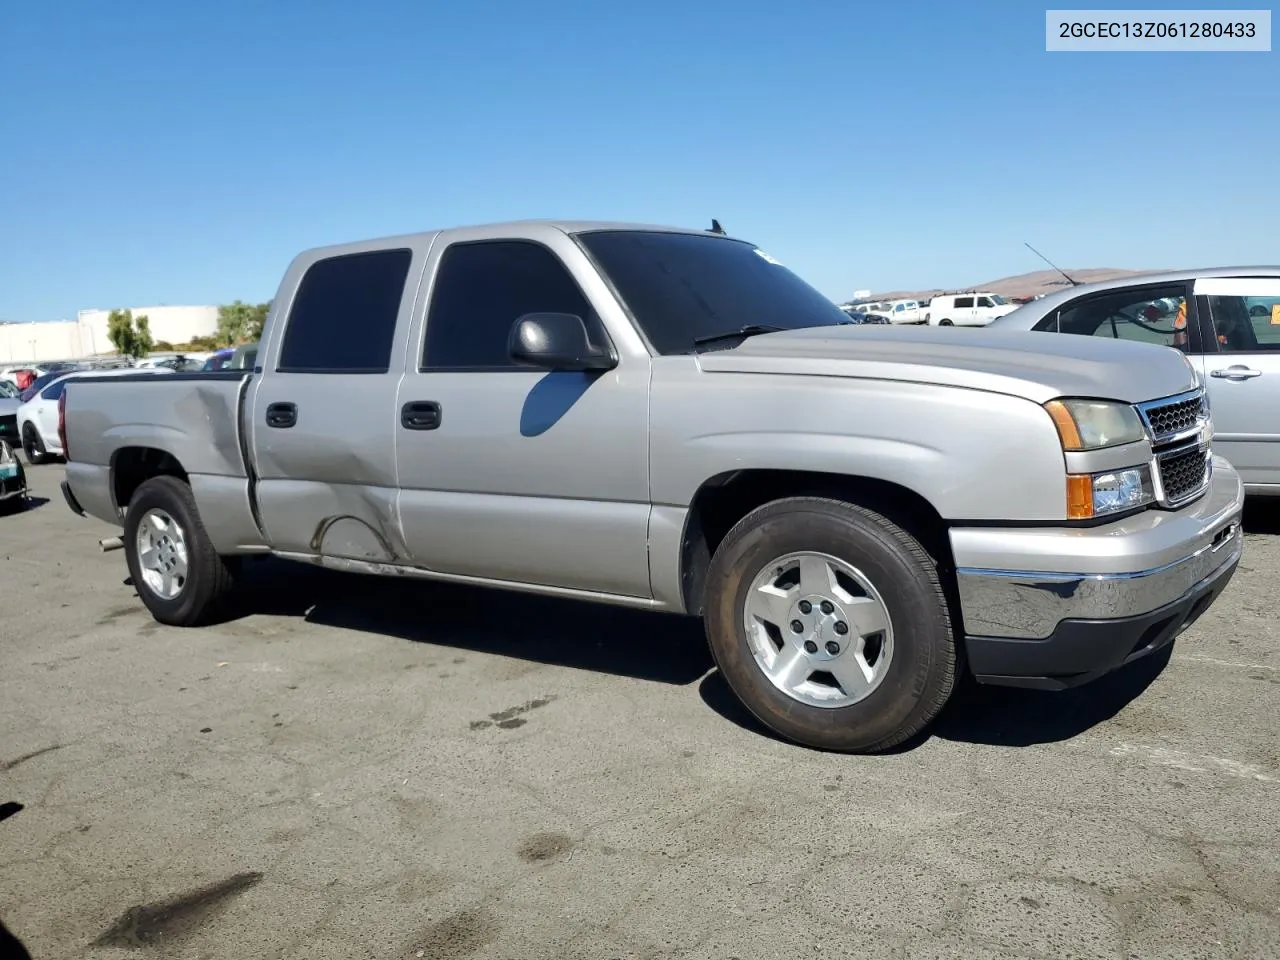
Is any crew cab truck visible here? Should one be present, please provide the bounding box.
[58,220,1244,753]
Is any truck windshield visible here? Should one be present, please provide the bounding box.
[575,230,851,355]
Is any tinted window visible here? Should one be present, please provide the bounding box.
[576,231,849,355]
[1204,294,1280,352]
[42,378,73,400]
[977,297,994,307]
[1037,285,1192,352]
[422,240,598,370]
[954,297,974,309]
[278,249,412,373]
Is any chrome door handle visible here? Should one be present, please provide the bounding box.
[1209,366,1262,380]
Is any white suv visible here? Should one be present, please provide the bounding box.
[925,293,1018,327]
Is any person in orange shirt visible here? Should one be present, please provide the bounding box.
[1172,300,1189,350]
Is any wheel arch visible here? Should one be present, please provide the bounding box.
[678,469,955,618]
[111,446,190,514]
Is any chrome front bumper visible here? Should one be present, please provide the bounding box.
[952,455,1244,641]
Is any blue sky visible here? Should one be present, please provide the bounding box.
[1,0,1276,320]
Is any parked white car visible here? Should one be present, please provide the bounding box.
[18,367,174,464]
[925,293,1019,327]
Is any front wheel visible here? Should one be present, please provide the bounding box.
[123,476,237,626]
[703,497,957,753]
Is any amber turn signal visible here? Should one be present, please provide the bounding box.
[1066,474,1094,520]
[1044,400,1084,451]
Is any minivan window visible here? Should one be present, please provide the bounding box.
[277,248,412,374]
[955,297,975,309]
[577,231,850,355]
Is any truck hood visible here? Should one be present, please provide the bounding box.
[0,398,19,417]
[694,324,1197,405]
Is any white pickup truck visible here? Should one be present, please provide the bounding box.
[57,220,1244,752]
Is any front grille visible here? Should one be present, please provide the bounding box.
[1156,441,1211,505]
[1135,387,1212,508]
[1137,391,1205,442]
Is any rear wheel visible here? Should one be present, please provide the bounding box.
[21,425,50,465]
[938,318,953,326]
[123,476,237,626]
[703,497,957,753]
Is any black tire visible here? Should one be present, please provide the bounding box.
[122,475,237,626]
[938,318,953,326]
[703,497,957,753]
[21,424,49,465]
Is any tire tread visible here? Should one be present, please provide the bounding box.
[707,495,957,753]
[124,475,236,626]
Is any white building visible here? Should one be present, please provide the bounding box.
[0,305,218,364]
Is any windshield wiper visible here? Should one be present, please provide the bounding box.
[691,324,786,348]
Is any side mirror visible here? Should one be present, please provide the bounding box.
[508,313,617,371]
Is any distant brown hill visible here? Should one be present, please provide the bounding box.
[859,267,1160,303]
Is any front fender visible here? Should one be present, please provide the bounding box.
[649,370,1069,521]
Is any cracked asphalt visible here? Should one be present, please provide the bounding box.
[2,464,1278,959]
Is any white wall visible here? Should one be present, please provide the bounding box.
[0,321,87,364]
[0,306,219,364]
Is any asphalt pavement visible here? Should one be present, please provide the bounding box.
[2,464,1277,959]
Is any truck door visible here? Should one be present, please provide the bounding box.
[393,228,652,598]
[245,240,431,560]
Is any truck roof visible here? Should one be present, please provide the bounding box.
[295,219,743,260]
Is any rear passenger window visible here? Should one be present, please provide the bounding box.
[422,240,598,370]
[954,297,974,308]
[277,249,412,373]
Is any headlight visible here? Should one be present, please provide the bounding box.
[1043,398,1146,451]
[1066,464,1156,520]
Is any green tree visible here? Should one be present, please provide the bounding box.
[106,309,155,360]
[216,300,254,347]
[217,300,272,345]
[247,301,271,341]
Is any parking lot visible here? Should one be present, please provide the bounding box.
[1,463,1276,959]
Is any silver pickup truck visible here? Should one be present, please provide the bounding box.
[59,220,1244,753]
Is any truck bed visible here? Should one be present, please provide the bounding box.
[62,370,266,552]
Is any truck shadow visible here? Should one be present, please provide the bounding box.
[231,558,714,686]
[230,557,1169,749]
[1242,497,1280,535]
[698,644,1172,751]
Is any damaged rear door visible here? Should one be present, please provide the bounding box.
[245,237,433,560]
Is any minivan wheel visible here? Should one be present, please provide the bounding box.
[123,476,237,626]
[938,318,953,326]
[703,497,957,753]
